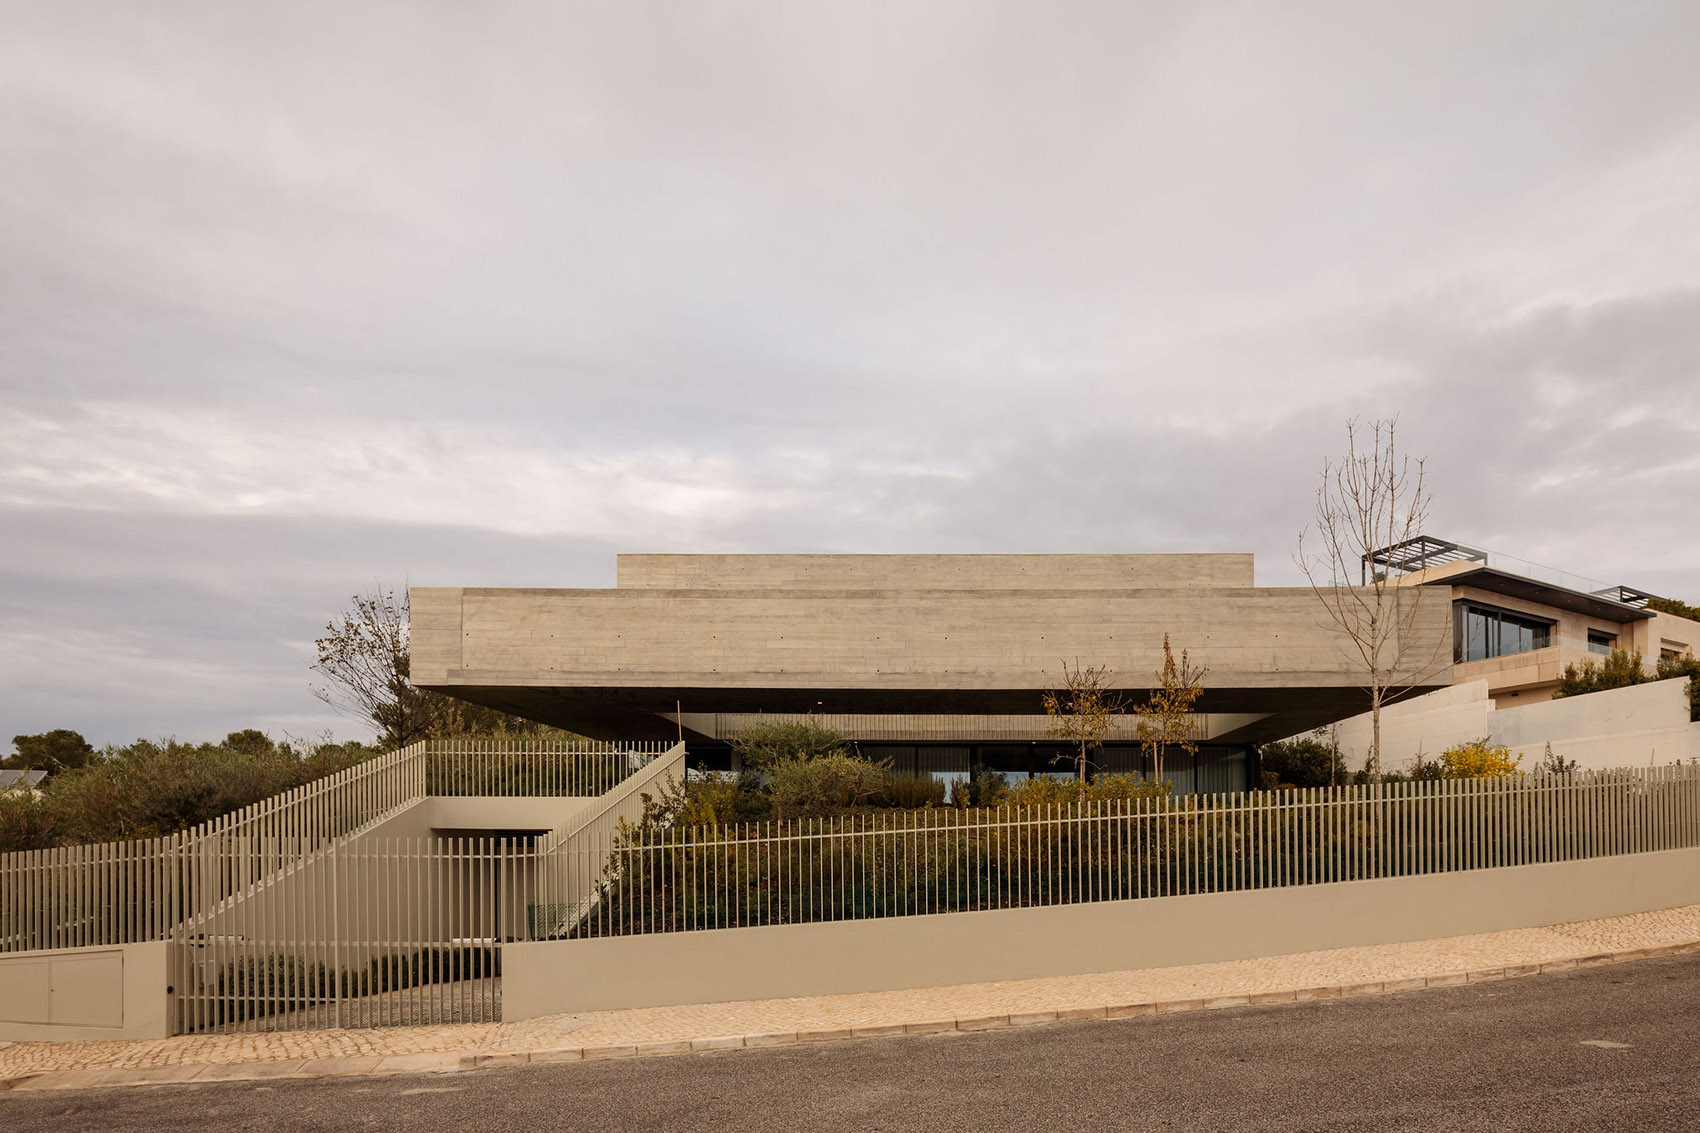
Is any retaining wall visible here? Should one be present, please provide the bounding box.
[502,845,1700,1017]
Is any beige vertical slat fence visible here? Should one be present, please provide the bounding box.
[4,755,1697,1031]
[561,764,1700,939]
[0,739,676,1033]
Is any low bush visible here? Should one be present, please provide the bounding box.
[208,952,336,1026]
[877,775,947,809]
[1534,742,1579,776]
[1260,735,1347,788]
[1550,647,1697,723]
[966,773,1171,809]
[1656,652,1700,722]
[729,719,848,774]
[1437,738,1522,779]
[769,753,890,818]
[369,945,499,993]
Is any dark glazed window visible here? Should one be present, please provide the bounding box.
[1588,630,1616,655]
[1454,602,1553,662]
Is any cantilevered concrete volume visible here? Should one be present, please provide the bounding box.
[409,553,1453,761]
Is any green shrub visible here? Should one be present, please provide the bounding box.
[1260,736,1346,788]
[1534,742,1579,776]
[1554,647,1648,698]
[877,775,947,809]
[210,952,335,1026]
[949,773,1010,808]
[1406,755,1444,782]
[1649,596,1700,623]
[1657,652,1700,722]
[730,719,850,774]
[1552,647,1697,723]
[769,753,890,818]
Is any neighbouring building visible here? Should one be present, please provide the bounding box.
[1370,535,1698,708]
[0,770,46,794]
[1315,536,1700,771]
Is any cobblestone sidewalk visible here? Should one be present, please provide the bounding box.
[5,904,1699,1089]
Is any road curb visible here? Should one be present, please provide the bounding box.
[7,938,1700,1092]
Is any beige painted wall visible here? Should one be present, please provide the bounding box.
[0,941,175,1042]
[615,554,1256,591]
[180,752,684,994]
[1449,583,1648,702]
[1638,611,1700,660]
[503,846,1700,1017]
[424,796,594,833]
[186,796,558,961]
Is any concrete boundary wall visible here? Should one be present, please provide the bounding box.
[0,941,174,1042]
[503,846,1700,1017]
[1321,678,1695,773]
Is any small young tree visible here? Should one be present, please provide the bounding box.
[1535,742,1580,776]
[312,587,467,750]
[1296,417,1447,780]
[1042,661,1125,784]
[1133,635,1207,784]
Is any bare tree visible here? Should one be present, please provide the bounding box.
[311,586,466,750]
[1042,661,1125,785]
[1133,634,1208,784]
[1295,418,1447,779]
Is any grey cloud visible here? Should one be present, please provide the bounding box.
[2,2,1698,748]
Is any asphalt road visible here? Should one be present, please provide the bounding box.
[7,953,1699,1132]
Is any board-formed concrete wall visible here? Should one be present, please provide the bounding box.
[412,555,1451,740]
[415,586,1448,694]
[502,846,1700,1017]
[615,554,1256,591]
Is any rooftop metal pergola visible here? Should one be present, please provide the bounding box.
[1365,534,1665,610]
[1588,585,1662,610]
[1361,536,1488,583]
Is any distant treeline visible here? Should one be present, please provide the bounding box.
[0,730,378,852]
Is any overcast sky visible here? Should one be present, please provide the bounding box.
[4,2,1698,749]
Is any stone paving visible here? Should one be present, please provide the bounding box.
[4,904,1699,1084]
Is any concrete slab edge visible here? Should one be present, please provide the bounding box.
[7,937,1699,1092]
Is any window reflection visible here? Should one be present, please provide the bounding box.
[1455,603,1552,662]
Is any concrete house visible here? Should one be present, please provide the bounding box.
[412,544,1699,790]
[410,552,1455,795]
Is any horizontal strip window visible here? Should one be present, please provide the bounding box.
[1455,601,1553,662]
